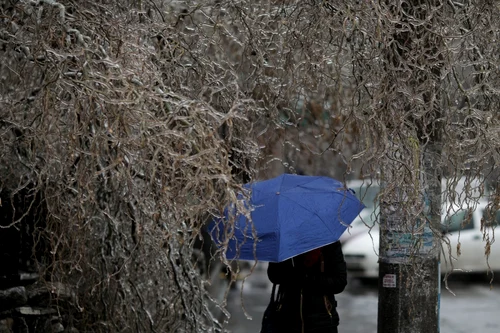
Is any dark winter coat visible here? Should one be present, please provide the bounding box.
[266,242,347,333]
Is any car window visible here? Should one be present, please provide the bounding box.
[442,210,475,232]
[481,209,500,227]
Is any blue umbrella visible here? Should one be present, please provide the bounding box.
[210,174,365,262]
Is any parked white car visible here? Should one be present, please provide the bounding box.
[346,179,380,209]
[340,180,380,244]
[342,200,500,279]
[341,176,490,245]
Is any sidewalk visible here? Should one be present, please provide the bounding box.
[224,263,500,333]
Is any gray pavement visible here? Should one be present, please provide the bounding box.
[223,263,500,333]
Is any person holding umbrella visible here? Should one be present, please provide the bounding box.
[266,242,347,333]
[209,174,364,332]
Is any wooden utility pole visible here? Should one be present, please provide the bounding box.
[378,143,442,333]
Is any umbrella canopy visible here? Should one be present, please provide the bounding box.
[210,174,365,262]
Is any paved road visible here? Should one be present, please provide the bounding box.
[223,263,500,333]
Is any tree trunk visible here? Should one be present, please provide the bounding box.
[377,0,444,331]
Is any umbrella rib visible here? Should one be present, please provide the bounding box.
[276,176,286,261]
[282,194,348,235]
[286,190,359,204]
[279,174,287,192]
[280,176,321,193]
[277,187,281,262]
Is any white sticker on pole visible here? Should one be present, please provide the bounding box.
[383,274,397,288]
